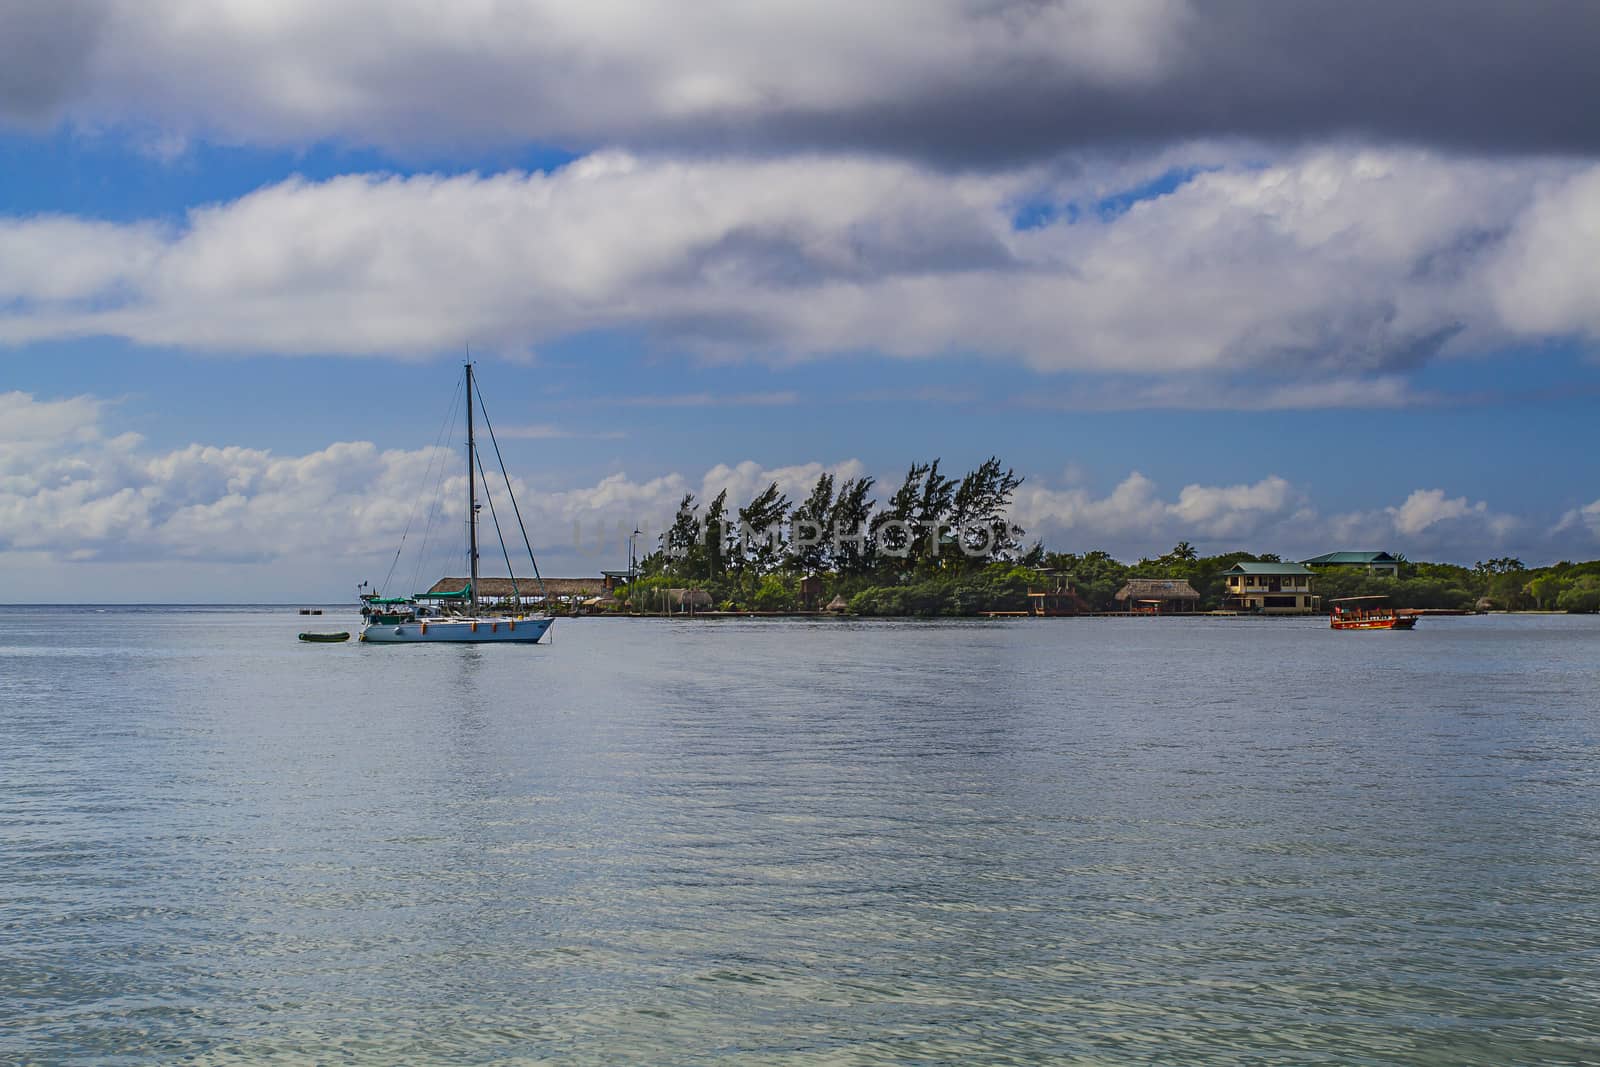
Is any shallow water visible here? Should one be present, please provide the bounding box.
[3,607,1598,1064]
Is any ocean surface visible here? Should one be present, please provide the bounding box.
[2,606,1598,1065]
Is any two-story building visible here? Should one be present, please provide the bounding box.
[1222,562,1320,614]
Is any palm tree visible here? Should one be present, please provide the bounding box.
[1171,541,1198,561]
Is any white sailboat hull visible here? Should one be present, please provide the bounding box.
[359,616,553,644]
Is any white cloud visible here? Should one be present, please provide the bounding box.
[3,148,1599,383]
[0,399,851,571]
[1012,472,1540,564]
[18,1,1181,149]
[0,390,1581,600]
[0,389,107,452]
[1171,476,1295,538]
[1390,488,1484,536]
[687,461,870,527]
[1324,489,1520,555]
[1487,167,1600,338]
[0,154,1019,355]
[1013,472,1303,552]
[0,390,876,597]
[1554,499,1600,541]
[0,217,166,303]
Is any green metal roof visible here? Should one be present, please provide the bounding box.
[1301,551,1398,565]
[1224,562,1314,575]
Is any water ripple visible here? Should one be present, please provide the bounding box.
[1,608,1598,1063]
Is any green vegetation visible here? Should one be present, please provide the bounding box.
[1315,557,1600,613]
[607,456,1600,616]
[846,563,1044,617]
[1525,562,1600,612]
[614,456,1034,615]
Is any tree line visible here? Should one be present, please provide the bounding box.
[616,457,1600,615]
[629,457,1028,612]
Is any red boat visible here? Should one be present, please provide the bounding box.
[1330,595,1417,630]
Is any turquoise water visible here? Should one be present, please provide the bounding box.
[3,607,1599,1064]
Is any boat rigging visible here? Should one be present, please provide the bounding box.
[358,361,554,644]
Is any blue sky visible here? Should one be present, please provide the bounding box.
[3,3,1600,600]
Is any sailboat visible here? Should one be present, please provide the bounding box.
[359,362,554,644]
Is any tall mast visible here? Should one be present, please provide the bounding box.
[466,360,480,614]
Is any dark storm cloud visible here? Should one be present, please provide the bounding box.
[6,1,1599,163]
[686,1,1600,166]
[0,1,103,124]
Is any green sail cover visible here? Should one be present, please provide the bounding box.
[366,596,416,605]
[416,586,472,599]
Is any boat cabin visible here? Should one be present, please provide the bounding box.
[1329,595,1417,630]
[360,595,417,625]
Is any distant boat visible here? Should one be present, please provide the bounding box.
[299,631,350,643]
[358,361,554,645]
[1329,595,1417,630]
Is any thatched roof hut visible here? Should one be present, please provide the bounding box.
[826,595,850,613]
[1115,578,1200,613]
[425,576,606,600]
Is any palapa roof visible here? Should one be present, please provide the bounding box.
[825,595,850,611]
[426,576,607,598]
[1114,578,1200,601]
